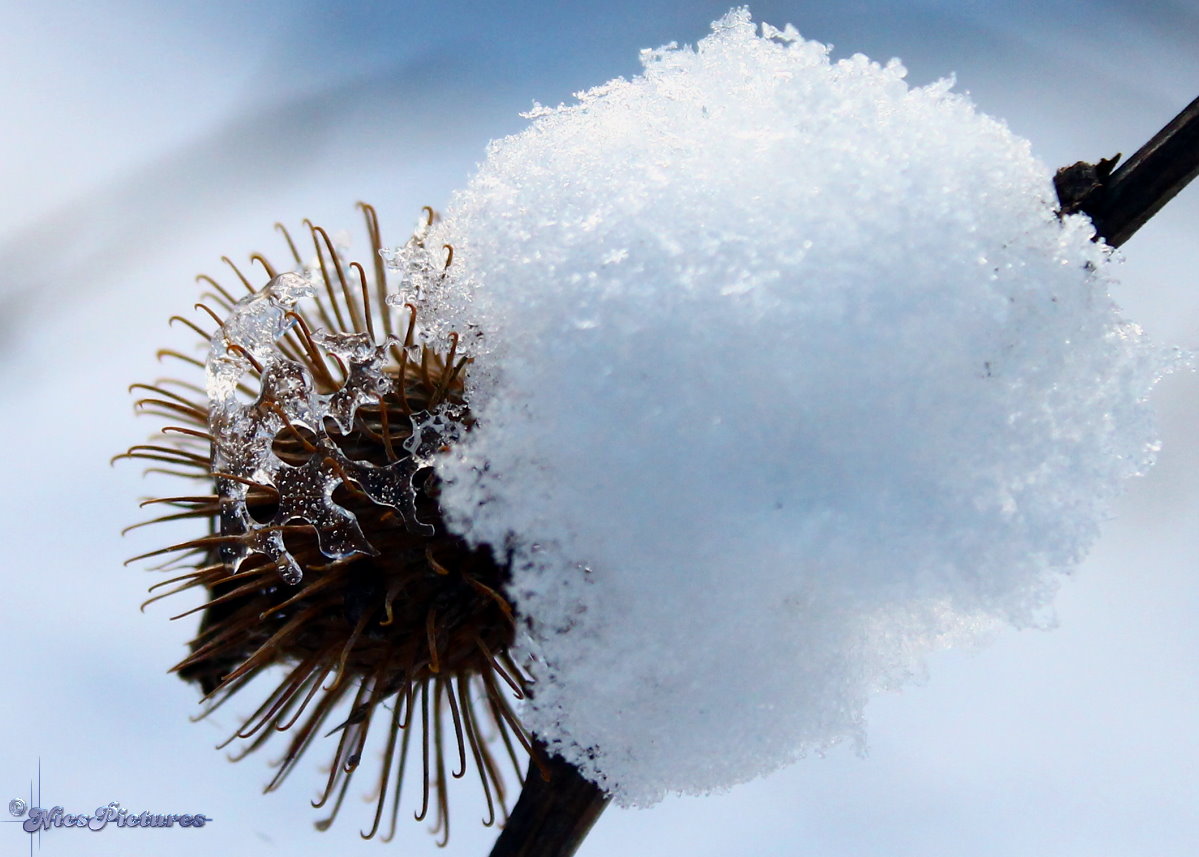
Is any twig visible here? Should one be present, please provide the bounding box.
[488,743,610,857]
[1055,94,1199,247]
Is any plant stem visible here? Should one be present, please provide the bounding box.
[488,744,610,857]
[1055,94,1199,247]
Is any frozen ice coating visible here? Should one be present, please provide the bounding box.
[423,9,1171,804]
[204,251,452,585]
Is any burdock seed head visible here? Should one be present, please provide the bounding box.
[120,204,535,843]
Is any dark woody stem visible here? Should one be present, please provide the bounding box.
[488,742,610,857]
[1055,94,1199,247]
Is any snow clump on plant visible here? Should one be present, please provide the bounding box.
[419,8,1169,806]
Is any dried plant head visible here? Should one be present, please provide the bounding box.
[120,204,537,844]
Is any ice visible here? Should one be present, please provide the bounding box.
[205,272,314,405]
[203,253,449,582]
[419,9,1175,804]
[312,329,398,432]
[381,208,455,311]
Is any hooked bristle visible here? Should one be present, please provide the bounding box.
[123,204,537,844]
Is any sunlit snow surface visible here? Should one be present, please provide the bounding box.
[422,10,1172,805]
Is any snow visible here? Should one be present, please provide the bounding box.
[414,8,1174,806]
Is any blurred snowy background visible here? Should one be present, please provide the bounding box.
[1,1,1196,856]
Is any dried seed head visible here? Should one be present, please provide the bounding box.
[121,205,534,843]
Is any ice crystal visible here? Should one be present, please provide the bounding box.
[204,238,454,583]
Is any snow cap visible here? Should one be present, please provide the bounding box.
[423,8,1166,805]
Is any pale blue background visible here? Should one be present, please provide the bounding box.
[1,2,1197,855]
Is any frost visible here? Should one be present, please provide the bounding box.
[519,100,558,119]
[380,209,453,308]
[422,9,1171,804]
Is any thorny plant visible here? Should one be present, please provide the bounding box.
[118,204,544,845]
